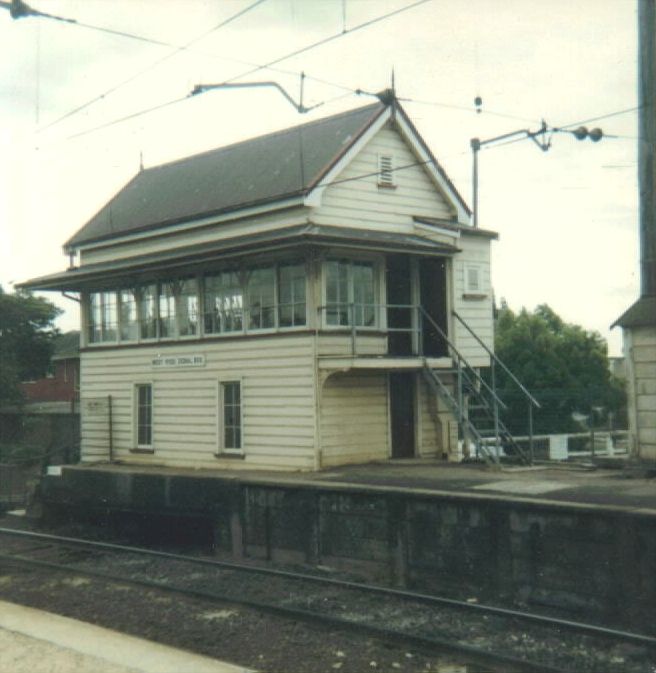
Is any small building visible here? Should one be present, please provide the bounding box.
[21,97,508,471]
[20,331,80,413]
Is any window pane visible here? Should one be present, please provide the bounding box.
[101,292,118,341]
[279,263,306,327]
[119,289,139,341]
[247,267,275,330]
[175,278,198,336]
[353,262,375,326]
[136,384,152,447]
[88,293,103,343]
[139,284,158,339]
[204,272,243,334]
[221,381,241,451]
[159,281,176,338]
[325,261,349,326]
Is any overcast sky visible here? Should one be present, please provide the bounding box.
[0,0,639,354]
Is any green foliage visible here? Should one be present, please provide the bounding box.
[493,301,626,435]
[0,286,61,406]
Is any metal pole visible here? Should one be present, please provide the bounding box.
[108,394,113,462]
[471,138,480,228]
[350,303,356,356]
[528,402,534,465]
[491,360,500,460]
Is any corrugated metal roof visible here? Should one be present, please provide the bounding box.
[23,224,459,292]
[66,102,386,249]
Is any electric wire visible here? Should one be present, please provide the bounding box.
[203,0,433,84]
[38,0,268,133]
[399,96,541,125]
[61,0,432,141]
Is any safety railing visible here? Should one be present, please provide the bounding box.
[452,310,541,463]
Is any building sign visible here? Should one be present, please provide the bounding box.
[84,397,110,416]
[151,354,206,369]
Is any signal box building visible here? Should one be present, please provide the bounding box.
[22,98,498,472]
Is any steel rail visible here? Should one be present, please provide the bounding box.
[1,526,655,649]
[0,550,568,673]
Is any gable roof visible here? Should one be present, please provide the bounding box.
[65,97,471,251]
[66,102,387,250]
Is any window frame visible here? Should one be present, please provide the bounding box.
[133,382,154,451]
[217,378,243,456]
[321,257,381,330]
[463,263,485,296]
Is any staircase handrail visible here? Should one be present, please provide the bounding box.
[417,306,506,410]
[452,310,541,409]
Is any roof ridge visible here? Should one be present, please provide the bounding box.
[144,100,385,175]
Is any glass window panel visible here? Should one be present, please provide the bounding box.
[247,267,275,330]
[353,262,375,326]
[139,284,158,339]
[158,281,176,338]
[175,278,198,337]
[221,381,241,451]
[119,289,139,341]
[101,291,118,341]
[204,272,243,334]
[88,293,103,343]
[136,384,152,447]
[278,263,306,328]
[325,261,349,326]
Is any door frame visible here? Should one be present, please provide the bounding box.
[387,371,418,459]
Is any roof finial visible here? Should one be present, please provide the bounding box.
[139,150,144,172]
[391,66,395,95]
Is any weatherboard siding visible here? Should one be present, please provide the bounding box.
[79,208,309,266]
[79,336,317,471]
[319,371,389,467]
[624,326,656,460]
[312,123,455,230]
[451,235,494,367]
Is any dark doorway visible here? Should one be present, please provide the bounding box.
[389,372,415,458]
[419,258,448,357]
[386,255,414,355]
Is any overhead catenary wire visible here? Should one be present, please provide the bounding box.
[38,0,268,133]
[61,0,433,141]
[219,0,433,85]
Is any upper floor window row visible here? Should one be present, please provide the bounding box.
[87,262,306,345]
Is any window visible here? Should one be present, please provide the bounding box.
[176,278,199,337]
[119,289,139,341]
[377,154,395,188]
[88,291,118,343]
[204,271,243,334]
[325,260,376,327]
[139,284,158,339]
[464,264,483,294]
[220,381,242,453]
[135,384,153,448]
[278,263,306,327]
[247,267,276,330]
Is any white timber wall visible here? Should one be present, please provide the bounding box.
[79,207,309,266]
[451,235,494,367]
[623,326,656,460]
[312,122,455,231]
[418,378,457,459]
[319,371,389,467]
[80,335,317,471]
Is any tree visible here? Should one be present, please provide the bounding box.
[0,286,61,406]
[493,301,626,435]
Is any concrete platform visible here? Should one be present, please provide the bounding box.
[0,600,253,673]
[53,459,656,517]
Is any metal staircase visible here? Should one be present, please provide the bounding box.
[419,308,540,466]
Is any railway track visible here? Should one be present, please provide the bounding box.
[0,526,654,673]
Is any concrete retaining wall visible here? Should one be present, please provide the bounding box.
[40,468,656,630]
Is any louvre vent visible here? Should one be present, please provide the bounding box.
[378,154,395,187]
